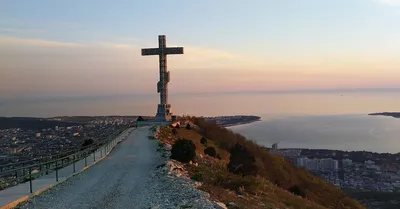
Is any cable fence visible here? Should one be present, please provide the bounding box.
[0,127,133,193]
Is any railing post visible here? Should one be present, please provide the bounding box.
[29,167,33,193]
[55,159,59,182]
[22,163,25,176]
[46,163,49,175]
[73,155,76,173]
[93,150,96,162]
[39,160,42,172]
[85,153,88,167]
[100,148,103,158]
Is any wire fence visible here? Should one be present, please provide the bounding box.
[0,127,132,193]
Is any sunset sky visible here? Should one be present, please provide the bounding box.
[1,0,400,99]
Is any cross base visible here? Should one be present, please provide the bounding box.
[155,104,173,121]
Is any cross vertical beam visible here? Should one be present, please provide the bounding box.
[141,35,184,121]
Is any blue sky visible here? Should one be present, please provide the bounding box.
[1,0,400,98]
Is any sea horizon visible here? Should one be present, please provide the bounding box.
[2,90,400,154]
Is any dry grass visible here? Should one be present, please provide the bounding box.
[158,126,332,209]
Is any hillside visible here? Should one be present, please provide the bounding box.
[157,117,365,209]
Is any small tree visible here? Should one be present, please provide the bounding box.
[172,128,178,135]
[204,147,217,158]
[81,138,94,150]
[185,123,191,130]
[227,143,258,176]
[289,185,306,198]
[200,136,207,145]
[171,139,196,163]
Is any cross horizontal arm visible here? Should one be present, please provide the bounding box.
[141,48,160,56]
[164,47,184,55]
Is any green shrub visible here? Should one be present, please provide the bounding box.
[289,185,306,198]
[200,136,208,145]
[186,123,191,130]
[171,139,196,163]
[227,143,258,176]
[81,138,94,150]
[172,128,178,135]
[204,147,217,158]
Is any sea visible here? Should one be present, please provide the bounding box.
[2,90,400,153]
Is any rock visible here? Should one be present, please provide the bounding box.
[164,143,172,151]
[214,202,228,209]
[193,181,202,187]
[228,202,235,206]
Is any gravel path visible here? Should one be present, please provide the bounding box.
[20,127,216,209]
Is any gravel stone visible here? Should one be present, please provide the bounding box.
[19,127,216,209]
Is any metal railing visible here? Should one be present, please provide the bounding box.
[0,127,133,193]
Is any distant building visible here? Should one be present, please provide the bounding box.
[35,132,41,137]
[296,157,338,171]
[342,159,353,167]
[272,143,278,150]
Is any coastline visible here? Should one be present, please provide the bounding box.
[369,112,400,119]
[204,115,261,128]
[221,119,261,127]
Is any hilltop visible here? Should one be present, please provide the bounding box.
[156,117,364,209]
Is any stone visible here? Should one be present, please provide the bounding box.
[214,202,228,209]
[164,143,172,151]
[228,202,236,206]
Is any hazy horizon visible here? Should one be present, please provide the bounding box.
[1,91,400,118]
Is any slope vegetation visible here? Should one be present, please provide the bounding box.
[158,117,365,209]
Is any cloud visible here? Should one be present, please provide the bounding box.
[0,36,266,98]
[1,36,400,99]
[376,0,400,5]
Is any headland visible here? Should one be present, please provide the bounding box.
[204,115,261,127]
[368,112,400,118]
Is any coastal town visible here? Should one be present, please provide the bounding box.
[0,116,137,166]
[0,115,259,167]
[271,148,400,192]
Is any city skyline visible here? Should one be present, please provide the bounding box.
[1,0,400,99]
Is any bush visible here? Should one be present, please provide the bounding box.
[200,136,207,145]
[193,117,364,209]
[172,128,178,135]
[171,139,196,163]
[204,147,217,158]
[81,138,94,150]
[227,143,258,176]
[186,123,191,130]
[289,185,306,198]
[216,154,222,160]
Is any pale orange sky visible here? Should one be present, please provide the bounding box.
[1,36,399,99]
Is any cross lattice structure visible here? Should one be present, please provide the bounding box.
[141,35,184,121]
